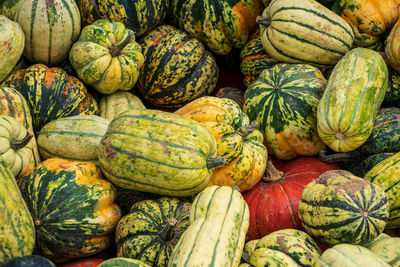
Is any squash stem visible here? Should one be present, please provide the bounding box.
[319,149,359,163]
[256,16,271,26]
[158,218,178,242]
[262,160,284,182]
[238,120,258,136]
[10,130,33,150]
[206,156,227,169]
[109,30,134,57]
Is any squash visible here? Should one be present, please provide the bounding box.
[298,170,389,245]
[0,158,35,263]
[317,48,388,152]
[98,258,150,267]
[243,63,326,160]
[99,91,146,121]
[245,248,299,267]
[382,64,400,108]
[0,0,22,17]
[365,234,400,266]
[169,0,263,55]
[37,115,110,162]
[215,87,245,109]
[0,16,24,83]
[1,255,56,267]
[116,197,191,266]
[69,19,144,95]
[385,19,400,74]
[243,157,339,241]
[1,64,99,135]
[137,25,218,109]
[115,187,160,216]
[98,108,224,197]
[257,0,354,67]
[18,158,122,262]
[15,0,81,65]
[168,186,249,267]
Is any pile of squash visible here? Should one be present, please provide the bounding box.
[2,0,400,266]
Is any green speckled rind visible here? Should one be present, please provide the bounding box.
[243,63,326,160]
[365,236,400,266]
[364,152,400,228]
[37,115,110,161]
[299,170,389,246]
[382,65,400,108]
[76,0,169,37]
[249,248,299,266]
[363,153,395,174]
[18,159,121,263]
[116,197,191,266]
[0,159,35,264]
[138,25,218,109]
[115,187,160,216]
[169,0,263,55]
[317,48,388,152]
[98,108,218,197]
[255,229,321,267]
[0,0,22,17]
[1,64,99,135]
[315,244,390,267]
[98,258,150,267]
[99,91,146,121]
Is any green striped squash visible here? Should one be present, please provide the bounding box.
[0,0,22,17]
[168,186,249,267]
[98,108,222,197]
[365,234,400,266]
[99,91,146,121]
[299,170,389,245]
[37,115,110,162]
[317,48,388,152]
[0,16,24,83]
[258,0,354,67]
[18,158,122,262]
[0,158,35,263]
[76,0,169,37]
[98,258,150,267]
[138,25,218,109]
[364,152,400,228]
[14,0,80,65]
[243,63,326,160]
[169,0,263,55]
[316,244,390,267]
[247,248,299,267]
[115,187,160,216]
[116,197,191,266]
[2,64,99,135]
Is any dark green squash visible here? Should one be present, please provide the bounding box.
[0,255,56,267]
[382,64,400,108]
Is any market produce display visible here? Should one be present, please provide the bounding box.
[2,0,400,265]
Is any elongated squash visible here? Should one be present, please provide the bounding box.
[99,91,146,121]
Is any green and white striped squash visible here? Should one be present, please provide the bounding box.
[99,91,146,121]
[98,258,150,267]
[317,48,388,152]
[37,115,110,162]
[168,186,249,267]
[246,248,299,267]
[364,152,400,229]
[316,244,390,267]
[0,158,35,263]
[14,0,81,65]
[98,108,223,197]
[116,197,191,266]
[365,233,400,266]
[299,170,389,246]
[0,15,24,83]
[243,63,326,160]
[0,0,22,17]
[257,0,354,67]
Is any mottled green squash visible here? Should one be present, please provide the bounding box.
[1,255,56,267]
[99,91,146,121]
[247,248,299,267]
[115,187,160,216]
[382,64,400,108]
[0,0,22,17]
[98,258,150,267]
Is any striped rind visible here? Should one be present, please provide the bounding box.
[0,158,35,263]
[317,48,388,152]
[385,19,400,74]
[299,170,389,246]
[99,91,146,121]
[98,108,217,197]
[260,0,354,66]
[365,235,400,266]
[249,248,299,266]
[37,115,110,161]
[168,186,249,267]
[14,0,81,65]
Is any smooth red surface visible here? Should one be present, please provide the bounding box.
[243,156,340,241]
[61,258,105,267]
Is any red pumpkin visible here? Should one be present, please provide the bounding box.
[61,258,104,267]
[243,157,339,241]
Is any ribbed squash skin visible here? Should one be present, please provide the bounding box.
[76,0,169,37]
[385,19,400,74]
[99,91,146,121]
[258,0,354,66]
[18,159,122,262]
[2,64,99,135]
[0,16,24,83]
[0,0,22,17]
[138,25,218,109]
[98,108,218,197]
[15,0,81,65]
[37,115,110,162]
[299,170,389,246]
[169,0,263,55]
[98,258,150,267]
[69,19,144,95]
[317,48,388,153]
[168,186,249,267]
[365,234,400,266]
[316,244,390,267]
[116,197,191,266]
[364,152,400,229]
[0,159,35,263]
[244,63,326,160]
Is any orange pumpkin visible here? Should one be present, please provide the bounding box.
[386,19,400,73]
